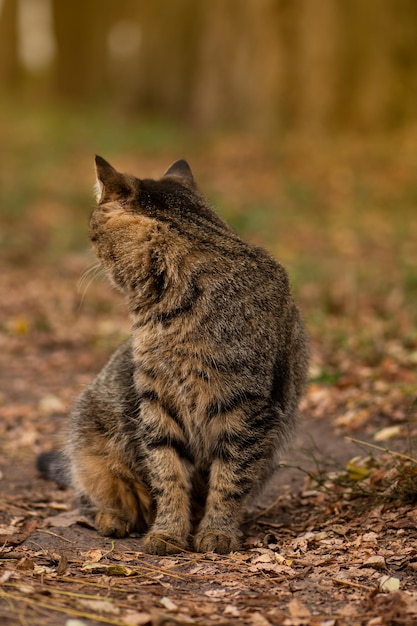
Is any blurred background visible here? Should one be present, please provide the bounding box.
[1,0,416,378]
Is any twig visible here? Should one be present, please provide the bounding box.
[37,529,75,543]
[4,582,114,602]
[331,577,374,591]
[0,589,127,626]
[345,437,417,464]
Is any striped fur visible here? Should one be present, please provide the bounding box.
[39,157,309,554]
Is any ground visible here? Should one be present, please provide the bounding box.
[1,129,417,625]
[1,254,416,626]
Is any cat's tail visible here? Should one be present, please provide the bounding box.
[36,450,71,489]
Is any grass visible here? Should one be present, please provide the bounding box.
[295,435,417,509]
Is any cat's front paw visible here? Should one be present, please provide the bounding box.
[95,511,131,538]
[142,532,188,555]
[194,529,238,554]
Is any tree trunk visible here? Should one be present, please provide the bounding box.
[0,0,20,89]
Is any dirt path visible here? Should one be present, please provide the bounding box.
[1,260,417,626]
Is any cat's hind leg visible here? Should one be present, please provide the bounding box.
[71,444,152,538]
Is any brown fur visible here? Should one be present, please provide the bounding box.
[38,157,309,554]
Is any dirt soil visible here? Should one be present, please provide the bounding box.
[1,258,417,626]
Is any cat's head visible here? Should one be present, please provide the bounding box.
[93,156,196,206]
[90,157,232,299]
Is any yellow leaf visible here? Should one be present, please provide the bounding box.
[346,460,371,481]
[13,318,29,334]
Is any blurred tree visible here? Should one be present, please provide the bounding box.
[51,0,111,99]
[4,0,417,133]
[0,0,20,89]
[131,0,202,117]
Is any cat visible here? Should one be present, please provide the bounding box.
[37,156,309,555]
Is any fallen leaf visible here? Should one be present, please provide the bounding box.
[78,598,120,615]
[251,552,275,564]
[81,548,103,563]
[288,598,311,618]
[204,589,227,598]
[38,394,65,415]
[362,532,379,543]
[122,611,152,626]
[16,557,34,570]
[34,564,57,575]
[338,604,359,617]
[373,426,402,441]
[160,597,178,611]
[44,509,93,529]
[0,526,19,536]
[0,520,37,546]
[365,555,386,569]
[56,553,69,575]
[335,409,371,430]
[16,584,36,594]
[254,563,293,575]
[250,612,272,626]
[379,575,400,591]
[346,457,372,481]
[0,570,13,584]
[224,605,240,617]
[403,593,417,614]
[82,563,135,576]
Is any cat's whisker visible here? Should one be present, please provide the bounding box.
[76,264,105,310]
[77,262,102,293]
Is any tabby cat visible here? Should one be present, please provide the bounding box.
[37,157,309,555]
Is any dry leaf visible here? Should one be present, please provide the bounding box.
[365,555,386,569]
[122,611,152,626]
[224,605,240,617]
[251,552,275,564]
[38,394,65,415]
[0,570,13,584]
[34,564,57,575]
[0,526,19,536]
[379,575,400,591]
[81,548,103,563]
[403,593,417,615]
[362,532,379,543]
[44,509,93,529]
[160,597,178,611]
[204,588,227,598]
[335,409,371,430]
[250,612,272,626]
[249,561,294,575]
[56,553,69,575]
[78,598,120,615]
[82,563,135,576]
[373,426,402,441]
[288,598,311,618]
[16,557,34,570]
[338,604,360,617]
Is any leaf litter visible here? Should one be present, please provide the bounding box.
[1,137,417,625]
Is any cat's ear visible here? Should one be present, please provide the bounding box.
[94,155,131,203]
[163,160,195,187]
